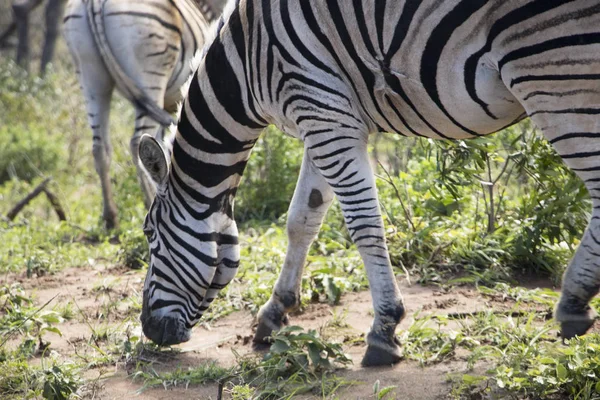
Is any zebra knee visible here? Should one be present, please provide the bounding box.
[92,136,110,164]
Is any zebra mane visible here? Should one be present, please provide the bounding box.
[171,0,240,148]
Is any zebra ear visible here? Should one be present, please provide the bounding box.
[139,134,169,186]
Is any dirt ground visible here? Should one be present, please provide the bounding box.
[1,263,555,400]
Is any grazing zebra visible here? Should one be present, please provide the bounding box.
[63,0,224,229]
[138,0,600,366]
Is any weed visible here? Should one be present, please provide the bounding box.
[0,350,81,400]
[235,326,353,398]
[134,362,231,391]
[399,314,478,366]
[373,380,397,400]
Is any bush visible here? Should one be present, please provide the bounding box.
[0,125,64,183]
[376,123,589,283]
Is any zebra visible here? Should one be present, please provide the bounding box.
[63,0,225,229]
[138,0,600,366]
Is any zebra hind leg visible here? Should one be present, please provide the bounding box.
[532,120,600,338]
[502,52,600,338]
[254,152,334,347]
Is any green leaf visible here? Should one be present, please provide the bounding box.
[270,339,290,354]
[378,386,397,399]
[556,364,568,381]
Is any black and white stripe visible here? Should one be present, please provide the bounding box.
[139,0,600,364]
[63,0,225,229]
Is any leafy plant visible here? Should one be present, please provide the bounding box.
[234,326,352,398]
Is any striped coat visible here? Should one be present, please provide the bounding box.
[139,0,600,366]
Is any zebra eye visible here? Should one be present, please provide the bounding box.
[142,221,154,238]
[143,226,153,238]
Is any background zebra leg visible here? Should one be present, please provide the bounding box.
[40,0,66,75]
[64,13,118,229]
[86,82,117,230]
[304,133,405,366]
[254,152,334,346]
[12,0,44,71]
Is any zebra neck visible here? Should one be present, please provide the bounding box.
[169,71,263,219]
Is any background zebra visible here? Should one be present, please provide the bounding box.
[63,0,225,229]
[138,0,600,366]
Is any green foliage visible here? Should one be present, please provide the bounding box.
[0,125,64,183]
[377,123,588,284]
[373,380,397,400]
[399,314,478,366]
[132,326,352,399]
[0,352,81,400]
[0,284,63,344]
[134,362,231,391]
[117,227,148,270]
[233,326,352,399]
[236,126,303,221]
[454,320,600,399]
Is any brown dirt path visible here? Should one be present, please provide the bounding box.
[1,264,530,400]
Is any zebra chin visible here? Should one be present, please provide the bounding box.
[140,291,192,346]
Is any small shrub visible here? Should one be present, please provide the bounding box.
[0,125,64,183]
[117,228,148,270]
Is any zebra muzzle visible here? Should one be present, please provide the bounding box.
[141,291,191,346]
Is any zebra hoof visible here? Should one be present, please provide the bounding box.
[361,336,402,367]
[252,314,289,350]
[561,319,595,340]
[252,321,274,350]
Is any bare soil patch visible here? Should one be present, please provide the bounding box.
[1,264,558,399]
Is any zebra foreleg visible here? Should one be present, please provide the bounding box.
[302,129,405,366]
[254,152,334,346]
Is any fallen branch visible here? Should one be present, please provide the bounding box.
[6,177,51,220]
[5,178,67,221]
[43,186,67,221]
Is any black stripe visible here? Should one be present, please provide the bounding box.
[511,73,600,88]
[499,33,600,72]
[422,0,487,135]
[463,0,576,118]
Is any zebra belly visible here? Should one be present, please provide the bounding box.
[361,48,525,139]
[373,65,526,139]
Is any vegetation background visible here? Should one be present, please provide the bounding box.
[0,3,599,399]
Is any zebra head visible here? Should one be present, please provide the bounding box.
[137,134,241,346]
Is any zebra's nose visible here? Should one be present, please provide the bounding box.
[141,290,191,346]
[141,314,191,346]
